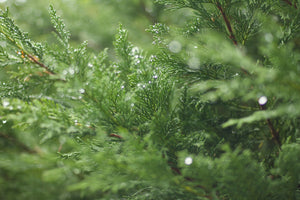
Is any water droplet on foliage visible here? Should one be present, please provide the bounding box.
[79,88,85,94]
[264,33,273,43]
[188,57,200,70]
[73,168,80,175]
[184,157,193,165]
[3,101,9,108]
[233,73,239,77]
[69,68,75,75]
[258,96,268,105]
[149,55,156,62]
[63,70,68,75]
[2,120,7,124]
[168,40,182,53]
[131,47,139,54]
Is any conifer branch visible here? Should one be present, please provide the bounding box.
[213,3,281,147]
[0,28,55,75]
[0,131,38,154]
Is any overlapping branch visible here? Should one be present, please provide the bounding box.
[215,1,281,148]
[0,131,38,154]
[282,0,298,9]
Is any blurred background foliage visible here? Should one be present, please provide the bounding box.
[0,0,193,51]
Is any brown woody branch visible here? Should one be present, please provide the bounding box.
[0,28,55,76]
[216,2,238,46]
[282,0,298,9]
[109,133,123,139]
[215,2,249,75]
[0,131,38,154]
[26,54,56,75]
[260,105,282,147]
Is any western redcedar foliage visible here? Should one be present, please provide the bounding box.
[0,0,300,199]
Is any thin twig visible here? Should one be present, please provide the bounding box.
[260,105,282,147]
[216,2,238,45]
[215,2,249,75]
[282,0,298,9]
[26,54,55,75]
[0,131,38,154]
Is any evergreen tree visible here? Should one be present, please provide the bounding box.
[0,1,299,199]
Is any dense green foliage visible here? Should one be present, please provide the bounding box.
[0,0,299,199]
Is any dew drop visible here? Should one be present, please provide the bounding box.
[264,33,273,43]
[258,96,268,105]
[79,88,85,94]
[3,101,9,108]
[168,40,182,53]
[69,68,75,75]
[184,157,193,165]
[63,70,68,75]
[188,57,200,70]
[131,47,139,54]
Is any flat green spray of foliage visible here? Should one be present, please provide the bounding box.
[0,1,300,199]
